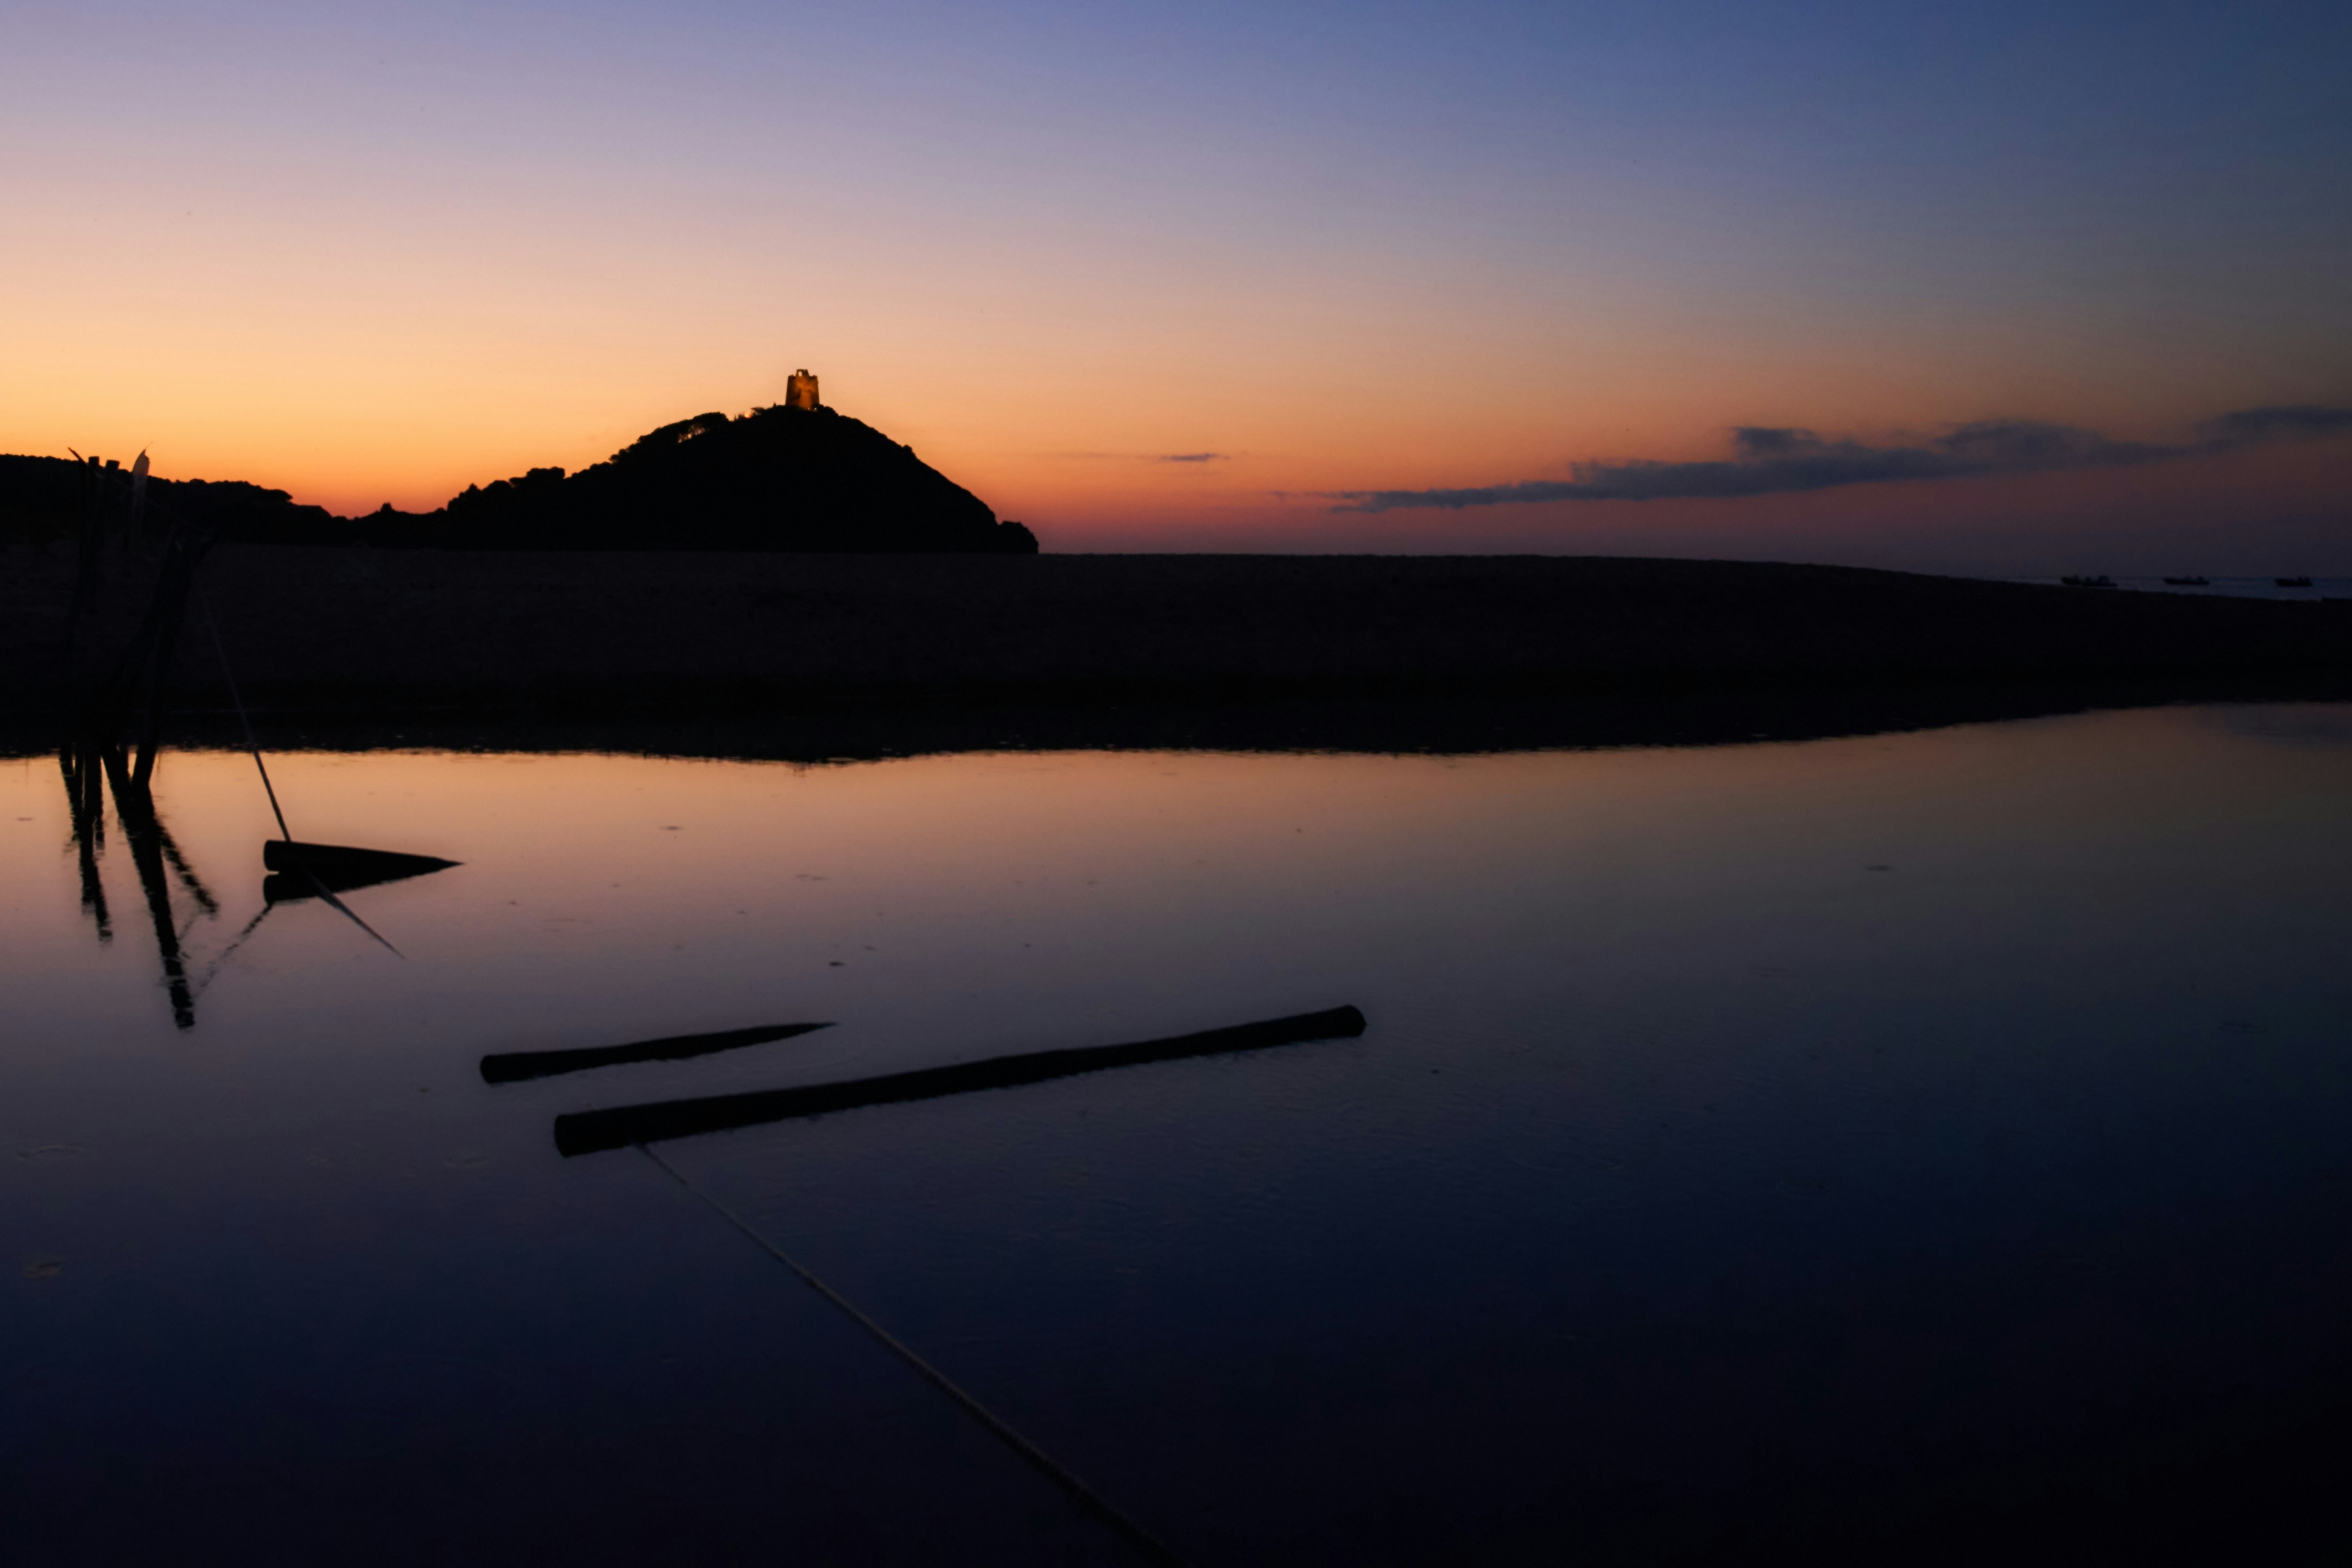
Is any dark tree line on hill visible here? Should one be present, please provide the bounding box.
[0,454,350,552]
[2,403,1037,554]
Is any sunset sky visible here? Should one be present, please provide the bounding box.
[6,0,2348,571]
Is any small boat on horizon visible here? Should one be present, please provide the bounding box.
[2277,576,2314,589]
[2162,575,2210,586]
[2059,575,2116,589]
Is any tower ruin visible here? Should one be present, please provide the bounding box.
[786,368,820,410]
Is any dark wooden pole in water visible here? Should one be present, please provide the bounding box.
[482,1021,831,1083]
[556,1005,1367,1155]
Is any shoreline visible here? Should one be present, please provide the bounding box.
[9,546,2350,745]
[6,676,2348,764]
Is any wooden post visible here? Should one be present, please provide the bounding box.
[62,456,103,652]
[127,510,216,788]
[128,451,151,557]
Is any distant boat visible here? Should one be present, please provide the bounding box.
[2277,576,2314,589]
[2162,576,2210,586]
[2059,575,2116,589]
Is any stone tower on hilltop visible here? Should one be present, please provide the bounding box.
[786,368,820,410]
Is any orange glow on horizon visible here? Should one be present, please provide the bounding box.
[7,2,2345,571]
[10,164,2338,554]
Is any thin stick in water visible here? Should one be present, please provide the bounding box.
[199,592,290,842]
[199,592,400,957]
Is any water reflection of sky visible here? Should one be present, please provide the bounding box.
[8,706,2352,1561]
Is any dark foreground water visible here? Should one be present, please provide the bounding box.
[7,704,2352,1564]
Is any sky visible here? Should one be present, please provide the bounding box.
[4,0,2349,571]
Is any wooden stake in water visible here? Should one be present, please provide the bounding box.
[200,592,402,958]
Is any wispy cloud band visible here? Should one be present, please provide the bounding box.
[1051,451,1234,464]
[1326,404,2352,513]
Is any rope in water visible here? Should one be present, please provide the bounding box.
[634,1141,1191,1568]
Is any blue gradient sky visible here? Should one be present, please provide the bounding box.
[5,0,2348,568]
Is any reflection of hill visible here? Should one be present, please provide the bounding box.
[0,403,1035,555]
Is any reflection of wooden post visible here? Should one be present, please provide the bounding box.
[59,742,112,943]
[60,725,222,1029]
[98,745,197,1030]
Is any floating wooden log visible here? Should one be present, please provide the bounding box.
[482,1021,833,1084]
[262,839,459,903]
[554,1004,1367,1156]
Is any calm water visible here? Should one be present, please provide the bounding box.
[8,705,2352,1563]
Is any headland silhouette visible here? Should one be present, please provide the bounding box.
[1,374,1036,556]
[6,381,2351,748]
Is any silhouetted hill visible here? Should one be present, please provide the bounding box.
[379,403,1034,553]
[1,402,1036,554]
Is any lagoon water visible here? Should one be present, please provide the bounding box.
[8,705,2352,1562]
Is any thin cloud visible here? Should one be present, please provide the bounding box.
[2196,404,2352,445]
[1325,404,2352,513]
[1047,450,1235,464]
